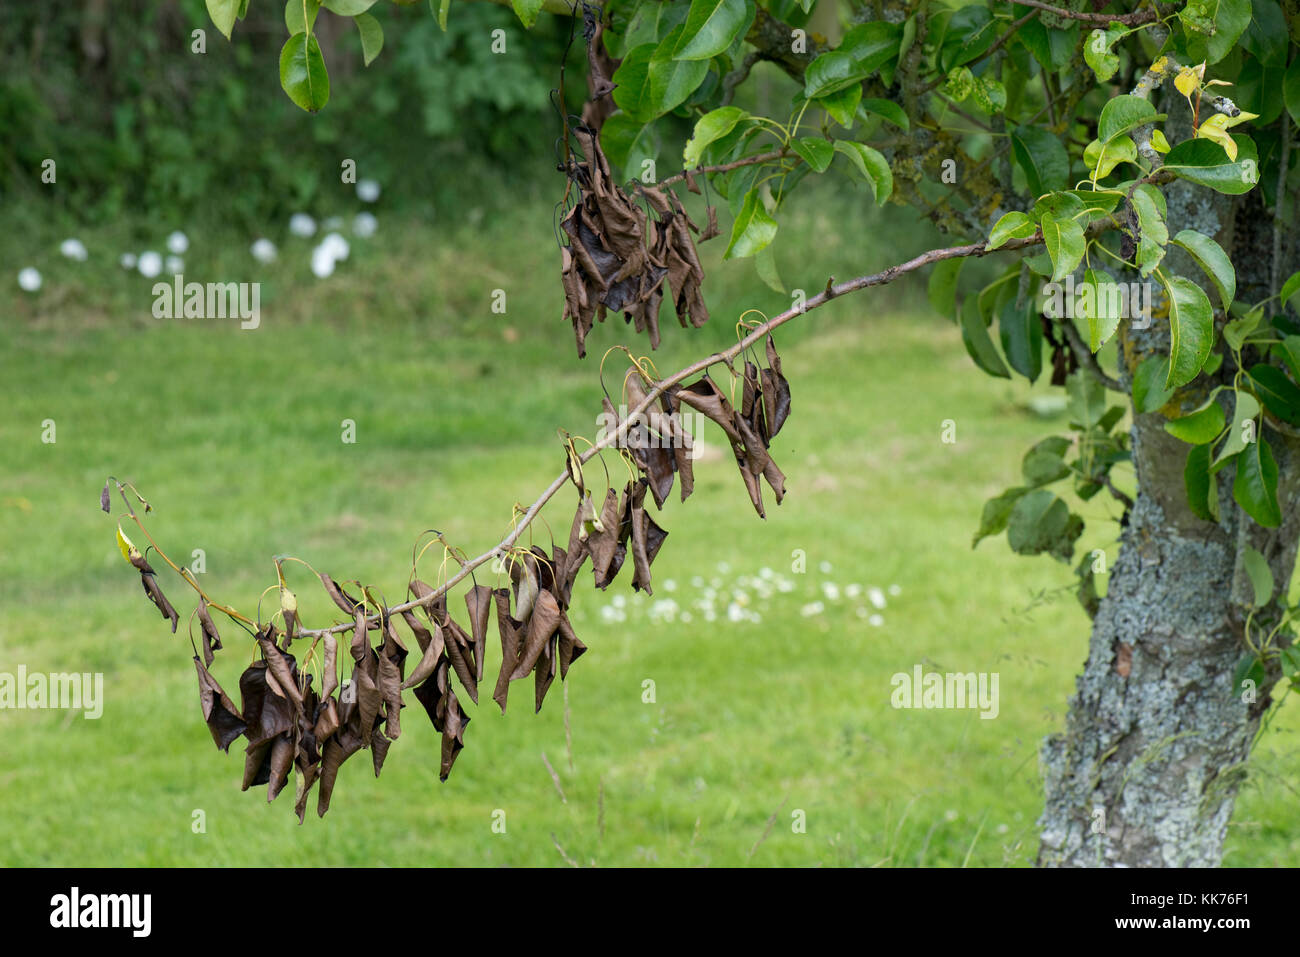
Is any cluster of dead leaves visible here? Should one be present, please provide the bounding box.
[560,130,718,357]
[673,335,792,518]
[558,20,718,358]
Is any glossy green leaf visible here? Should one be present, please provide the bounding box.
[683,107,747,167]
[1162,275,1214,389]
[833,141,892,204]
[206,0,240,39]
[959,296,1011,379]
[1170,229,1235,311]
[999,296,1043,382]
[1162,136,1259,195]
[859,97,909,130]
[286,0,322,35]
[1212,390,1260,472]
[987,211,1036,250]
[724,189,778,259]
[790,137,834,173]
[1011,125,1069,196]
[1040,213,1085,283]
[1246,364,1300,425]
[354,12,383,66]
[1132,354,1174,413]
[817,83,862,127]
[673,0,755,61]
[1080,268,1123,351]
[1165,395,1226,444]
[1234,433,1282,528]
[279,33,330,113]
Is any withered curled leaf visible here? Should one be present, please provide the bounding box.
[196,598,222,668]
[192,656,246,752]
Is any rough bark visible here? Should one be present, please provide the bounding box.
[1037,92,1300,866]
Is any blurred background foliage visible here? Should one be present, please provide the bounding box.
[0,0,584,226]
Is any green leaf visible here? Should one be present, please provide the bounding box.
[1246,364,1300,425]
[507,0,544,28]
[1242,545,1274,607]
[1234,433,1281,527]
[1161,275,1214,389]
[959,296,1011,379]
[286,0,322,35]
[1233,651,1267,697]
[1184,442,1220,522]
[612,39,710,121]
[683,107,747,167]
[1162,136,1259,195]
[969,76,1006,114]
[1212,390,1260,472]
[1067,369,1107,428]
[1130,187,1167,277]
[724,189,778,260]
[987,211,1036,250]
[1280,270,1300,311]
[600,113,659,182]
[1285,56,1300,126]
[840,21,903,74]
[322,0,377,13]
[1132,355,1175,413]
[1165,395,1226,444]
[790,137,834,173]
[1022,436,1072,486]
[1224,304,1265,352]
[1083,27,1120,82]
[805,51,864,98]
[1011,125,1069,197]
[755,245,784,294]
[354,12,383,66]
[859,97,909,130]
[206,0,240,39]
[973,486,1028,548]
[1097,95,1159,144]
[999,297,1043,382]
[435,0,451,31]
[832,141,892,204]
[928,257,964,320]
[1170,229,1235,312]
[944,66,975,102]
[1084,135,1137,179]
[1184,0,1252,64]
[1040,213,1085,283]
[1080,268,1123,351]
[817,84,862,127]
[672,0,755,61]
[279,33,330,113]
[1006,489,1082,560]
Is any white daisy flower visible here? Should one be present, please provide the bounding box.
[60,238,88,261]
[17,267,42,292]
[356,179,381,203]
[310,244,336,278]
[165,255,184,274]
[165,231,189,255]
[250,238,278,263]
[800,601,825,618]
[289,213,317,237]
[321,231,350,262]
[119,253,138,270]
[352,212,378,238]
[137,251,163,278]
[868,587,887,609]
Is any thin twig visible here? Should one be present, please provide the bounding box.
[1013,0,1159,25]
[551,833,580,867]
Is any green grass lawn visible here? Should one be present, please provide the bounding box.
[1,191,1296,866]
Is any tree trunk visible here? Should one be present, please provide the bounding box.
[1037,106,1300,866]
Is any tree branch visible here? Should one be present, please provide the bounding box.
[1012,0,1160,25]
[287,231,1054,640]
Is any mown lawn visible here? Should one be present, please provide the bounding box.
[1,191,1295,866]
